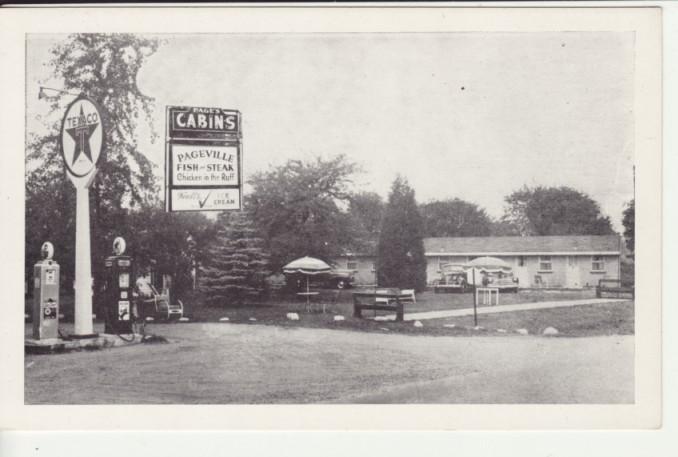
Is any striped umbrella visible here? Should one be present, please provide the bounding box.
[283,257,331,306]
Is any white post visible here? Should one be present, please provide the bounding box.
[73,185,94,336]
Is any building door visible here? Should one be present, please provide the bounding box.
[515,256,529,288]
[566,256,580,288]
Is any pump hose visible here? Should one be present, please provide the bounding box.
[115,308,149,343]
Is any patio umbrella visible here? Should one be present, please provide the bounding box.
[465,256,511,271]
[282,256,332,306]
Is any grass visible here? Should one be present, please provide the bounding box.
[25,288,632,338]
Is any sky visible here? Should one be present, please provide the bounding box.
[27,32,635,231]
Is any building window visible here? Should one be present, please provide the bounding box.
[591,255,605,272]
[518,256,525,267]
[539,256,552,272]
[347,260,358,270]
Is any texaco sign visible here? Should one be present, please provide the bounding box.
[60,95,104,186]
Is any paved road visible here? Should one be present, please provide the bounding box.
[25,323,634,404]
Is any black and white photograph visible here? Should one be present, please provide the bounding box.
[0,5,665,435]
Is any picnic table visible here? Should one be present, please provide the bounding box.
[352,289,412,322]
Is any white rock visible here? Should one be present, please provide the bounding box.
[145,316,155,322]
[249,317,257,322]
[496,328,507,333]
[413,320,424,328]
[443,324,456,329]
[543,326,559,336]
[333,315,345,321]
[286,313,299,321]
[516,328,529,335]
[219,317,230,322]
[473,326,485,331]
[179,317,190,322]
[374,316,389,321]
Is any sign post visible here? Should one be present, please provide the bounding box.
[165,106,242,212]
[59,94,104,337]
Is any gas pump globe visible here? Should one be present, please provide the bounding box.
[103,237,134,334]
[33,242,60,340]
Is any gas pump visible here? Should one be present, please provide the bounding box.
[103,237,134,334]
[32,242,60,340]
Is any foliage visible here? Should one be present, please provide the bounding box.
[122,207,218,298]
[199,211,271,305]
[376,176,427,291]
[25,34,161,290]
[344,191,385,254]
[502,186,614,236]
[247,155,358,271]
[420,198,493,237]
[622,199,634,255]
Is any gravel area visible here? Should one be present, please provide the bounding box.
[25,323,634,404]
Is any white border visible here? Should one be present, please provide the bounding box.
[0,2,669,450]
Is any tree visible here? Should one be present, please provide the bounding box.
[376,176,427,291]
[123,207,218,298]
[247,155,358,271]
[25,34,161,289]
[502,186,614,236]
[345,191,385,254]
[420,198,493,237]
[199,211,271,305]
[622,199,634,255]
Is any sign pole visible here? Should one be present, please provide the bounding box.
[472,267,478,327]
[59,94,104,337]
[73,185,93,335]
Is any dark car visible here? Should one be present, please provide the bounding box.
[285,269,355,290]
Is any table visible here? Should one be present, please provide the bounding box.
[352,291,407,322]
[297,291,320,312]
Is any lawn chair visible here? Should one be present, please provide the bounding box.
[137,283,183,320]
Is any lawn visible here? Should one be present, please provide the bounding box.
[26,288,631,338]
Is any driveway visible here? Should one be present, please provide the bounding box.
[25,323,634,404]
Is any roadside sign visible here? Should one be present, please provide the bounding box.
[165,105,242,212]
[60,94,105,187]
[168,106,240,140]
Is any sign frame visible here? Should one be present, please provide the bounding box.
[164,105,243,212]
[59,93,105,187]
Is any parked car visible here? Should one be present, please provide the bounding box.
[284,269,355,290]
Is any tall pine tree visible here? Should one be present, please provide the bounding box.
[377,176,427,292]
[200,211,270,305]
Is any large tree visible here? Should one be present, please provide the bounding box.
[502,186,614,236]
[199,211,271,305]
[420,198,493,237]
[26,34,162,290]
[246,155,358,271]
[344,191,385,254]
[622,199,634,255]
[376,176,427,291]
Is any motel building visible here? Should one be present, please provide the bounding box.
[337,235,623,289]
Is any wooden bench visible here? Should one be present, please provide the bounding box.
[353,289,408,322]
[596,279,634,299]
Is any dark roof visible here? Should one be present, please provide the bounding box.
[423,235,621,255]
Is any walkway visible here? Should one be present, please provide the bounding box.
[390,298,630,321]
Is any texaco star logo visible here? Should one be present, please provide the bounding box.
[60,95,104,182]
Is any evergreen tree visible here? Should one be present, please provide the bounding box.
[200,211,271,305]
[376,176,427,292]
